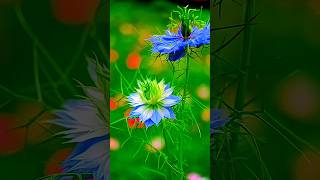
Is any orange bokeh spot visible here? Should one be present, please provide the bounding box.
[127,117,145,129]
[15,101,56,145]
[110,98,118,111]
[110,137,119,151]
[50,148,73,163]
[0,113,25,155]
[114,93,126,107]
[205,55,210,66]
[309,0,320,15]
[138,29,151,45]
[196,84,210,100]
[126,52,141,70]
[293,151,320,180]
[45,148,72,175]
[110,48,119,63]
[151,137,165,151]
[119,23,135,35]
[201,108,210,122]
[137,121,145,128]
[277,73,319,120]
[45,163,63,175]
[0,0,15,5]
[52,0,100,25]
[124,108,132,117]
[127,118,136,128]
[145,137,165,153]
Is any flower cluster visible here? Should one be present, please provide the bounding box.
[51,5,209,180]
[148,6,210,61]
[127,79,181,128]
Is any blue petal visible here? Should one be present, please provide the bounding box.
[188,24,210,48]
[212,119,228,129]
[148,29,186,54]
[129,105,143,116]
[63,135,109,178]
[150,110,161,125]
[138,109,153,122]
[211,108,229,134]
[144,119,155,128]
[211,109,223,120]
[165,107,176,119]
[162,95,181,107]
[66,135,109,160]
[168,49,186,61]
[165,84,170,90]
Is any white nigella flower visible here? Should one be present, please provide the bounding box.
[51,59,109,180]
[127,79,181,128]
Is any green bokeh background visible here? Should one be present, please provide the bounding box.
[110,0,211,179]
[213,0,320,179]
[0,0,107,179]
[0,0,319,179]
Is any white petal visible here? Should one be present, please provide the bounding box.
[51,100,107,143]
[131,105,147,115]
[161,87,173,99]
[127,93,144,106]
[140,109,153,122]
[157,108,169,119]
[162,95,181,107]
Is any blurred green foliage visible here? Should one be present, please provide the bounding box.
[110,0,210,179]
[212,0,320,179]
[0,0,106,179]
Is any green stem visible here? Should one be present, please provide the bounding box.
[114,63,133,91]
[33,43,42,102]
[232,0,255,151]
[15,5,76,94]
[181,52,190,110]
[63,22,92,78]
[177,50,191,179]
[162,122,173,178]
[171,63,175,86]
[178,133,184,179]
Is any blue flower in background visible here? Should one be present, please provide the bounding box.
[148,23,210,61]
[52,60,109,180]
[211,109,229,134]
[53,100,109,180]
[127,79,181,128]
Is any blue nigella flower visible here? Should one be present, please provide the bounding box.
[127,79,181,128]
[148,23,210,61]
[53,100,109,180]
[211,109,229,134]
[51,60,109,180]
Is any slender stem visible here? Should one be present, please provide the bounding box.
[33,43,42,102]
[15,5,76,94]
[162,122,173,177]
[171,63,175,86]
[177,49,191,179]
[181,52,190,110]
[178,133,184,179]
[232,0,255,151]
[63,22,92,78]
[114,64,133,91]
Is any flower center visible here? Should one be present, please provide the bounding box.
[181,21,191,39]
[138,79,165,106]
